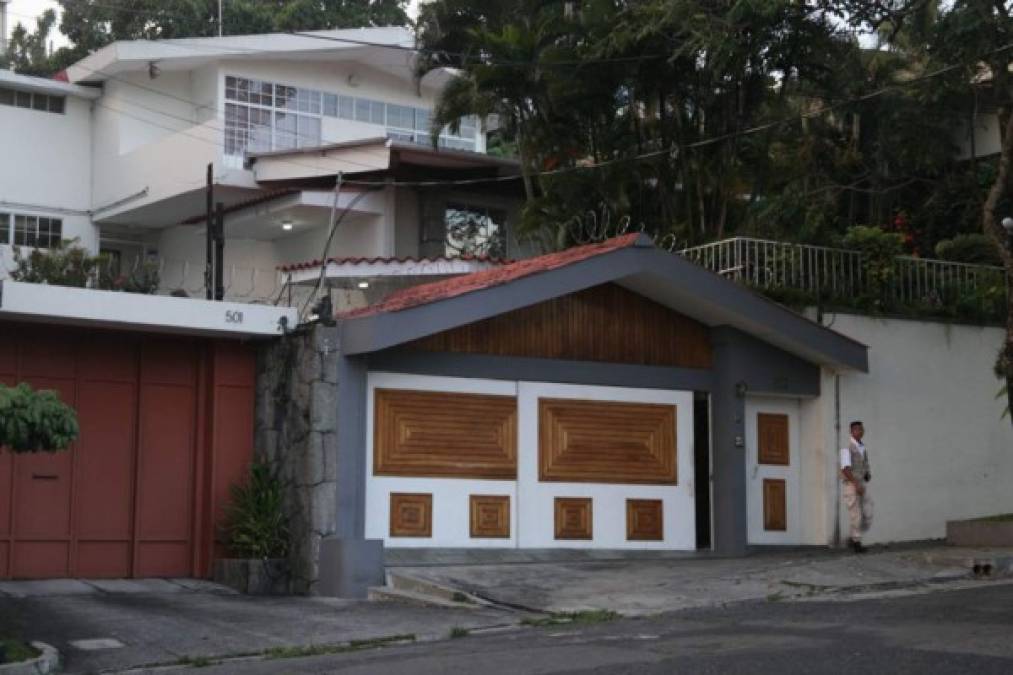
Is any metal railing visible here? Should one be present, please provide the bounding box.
[680,237,1007,305]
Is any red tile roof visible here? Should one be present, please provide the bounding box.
[278,254,510,272]
[339,233,644,319]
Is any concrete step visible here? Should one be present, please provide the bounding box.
[367,585,479,609]
[385,571,491,607]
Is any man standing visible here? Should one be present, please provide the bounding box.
[841,421,873,553]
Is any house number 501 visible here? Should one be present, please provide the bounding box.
[225,310,244,324]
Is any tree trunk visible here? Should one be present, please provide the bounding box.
[981,105,1013,427]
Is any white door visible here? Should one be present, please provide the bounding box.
[745,397,801,545]
[516,382,696,550]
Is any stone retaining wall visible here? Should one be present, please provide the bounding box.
[254,324,339,594]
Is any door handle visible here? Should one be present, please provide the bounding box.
[31,473,59,481]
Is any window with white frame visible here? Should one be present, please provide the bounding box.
[0,212,63,249]
[223,74,479,158]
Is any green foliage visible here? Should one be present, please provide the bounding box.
[0,638,40,665]
[935,234,1003,266]
[11,241,160,294]
[842,226,904,305]
[0,384,79,453]
[0,10,59,76]
[223,463,289,560]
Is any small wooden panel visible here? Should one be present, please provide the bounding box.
[390,493,433,537]
[469,495,511,538]
[554,497,593,540]
[626,499,664,541]
[406,283,712,369]
[763,479,787,532]
[539,399,677,484]
[374,388,517,479]
[757,414,790,466]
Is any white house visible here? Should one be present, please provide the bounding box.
[1,28,523,309]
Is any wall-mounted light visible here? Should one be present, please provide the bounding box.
[357,281,370,289]
[735,381,748,398]
[281,220,293,231]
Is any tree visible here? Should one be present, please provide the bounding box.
[842,0,1013,424]
[0,9,59,76]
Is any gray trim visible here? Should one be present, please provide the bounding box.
[339,242,868,372]
[335,354,369,539]
[711,327,820,398]
[317,537,384,598]
[368,350,714,391]
[710,331,749,555]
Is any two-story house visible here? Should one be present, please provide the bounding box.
[2,27,523,310]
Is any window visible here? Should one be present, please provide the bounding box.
[0,213,9,245]
[442,204,507,258]
[12,214,62,249]
[0,87,65,114]
[224,76,323,157]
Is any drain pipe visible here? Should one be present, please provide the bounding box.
[833,372,842,549]
[0,2,8,59]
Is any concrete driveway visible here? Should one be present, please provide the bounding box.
[0,578,512,674]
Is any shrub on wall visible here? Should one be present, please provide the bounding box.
[935,234,1003,266]
[0,383,79,453]
[11,240,160,294]
[223,463,290,560]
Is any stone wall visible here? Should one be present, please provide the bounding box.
[254,324,339,594]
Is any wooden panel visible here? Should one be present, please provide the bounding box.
[763,479,787,531]
[554,497,593,540]
[406,283,712,369]
[374,388,517,479]
[539,399,677,484]
[757,414,790,466]
[390,493,433,537]
[469,495,510,538]
[626,499,664,541]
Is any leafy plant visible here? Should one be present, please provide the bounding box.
[935,234,1003,267]
[11,240,159,294]
[0,383,79,453]
[223,463,289,559]
[842,226,905,306]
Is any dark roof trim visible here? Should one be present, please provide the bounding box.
[338,239,869,372]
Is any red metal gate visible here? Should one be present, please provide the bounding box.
[0,322,255,579]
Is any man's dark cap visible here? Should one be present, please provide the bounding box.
[849,420,864,428]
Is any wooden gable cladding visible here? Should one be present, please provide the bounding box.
[757,413,790,466]
[404,283,712,369]
[539,398,677,484]
[763,479,787,532]
[374,389,518,479]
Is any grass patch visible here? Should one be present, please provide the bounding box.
[974,513,1013,523]
[175,655,214,668]
[521,610,621,627]
[766,592,785,602]
[263,634,416,661]
[0,639,40,665]
[451,591,473,603]
[449,627,470,639]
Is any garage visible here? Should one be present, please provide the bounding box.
[0,321,257,579]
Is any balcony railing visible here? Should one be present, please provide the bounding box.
[680,237,1007,311]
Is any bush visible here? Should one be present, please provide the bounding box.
[223,463,289,559]
[934,234,1003,266]
[842,226,905,307]
[0,383,79,452]
[11,240,160,294]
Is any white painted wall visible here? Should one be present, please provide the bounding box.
[745,397,802,545]
[0,92,96,262]
[804,313,1013,545]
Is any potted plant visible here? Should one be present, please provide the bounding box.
[215,463,291,595]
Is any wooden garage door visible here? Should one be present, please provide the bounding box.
[0,324,255,579]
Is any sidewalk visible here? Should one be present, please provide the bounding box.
[0,545,1006,674]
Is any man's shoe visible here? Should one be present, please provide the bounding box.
[850,539,866,554]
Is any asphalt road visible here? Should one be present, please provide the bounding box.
[177,581,1013,675]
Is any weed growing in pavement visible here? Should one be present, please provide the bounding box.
[176,655,214,668]
[263,634,417,660]
[521,610,621,627]
[451,591,473,603]
[449,627,470,639]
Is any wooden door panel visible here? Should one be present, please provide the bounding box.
[763,479,787,531]
[758,414,790,466]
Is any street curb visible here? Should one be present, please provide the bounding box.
[0,642,60,675]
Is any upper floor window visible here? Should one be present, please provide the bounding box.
[0,212,63,249]
[0,87,65,114]
[223,74,479,158]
